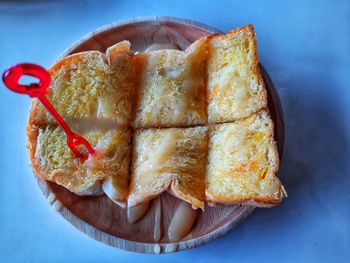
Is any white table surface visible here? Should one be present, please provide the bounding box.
[0,0,349,262]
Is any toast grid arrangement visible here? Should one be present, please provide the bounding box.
[27,25,286,211]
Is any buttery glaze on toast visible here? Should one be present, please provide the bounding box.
[133,38,208,128]
[27,41,133,206]
[129,127,208,209]
[27,25,286,211]
[207,25,267,123]
[206,110,286,206]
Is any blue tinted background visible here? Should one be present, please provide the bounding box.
[0,0,349,262]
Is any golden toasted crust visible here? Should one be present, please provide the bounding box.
[207,25,264,87]
[26,26,286,209]
[228,25,265,92]
[205,110,285,206]
[27,124,130,196]
[27,42,133,200]
[133,38,208,128]
[128,127,208,209]
[207,25,267,124]
[29,51,108,127]
[31,43,134,127]
[48,51,107,74]
[27,123,40,179]
[106,40,133,62]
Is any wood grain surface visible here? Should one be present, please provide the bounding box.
[36,17,284,254]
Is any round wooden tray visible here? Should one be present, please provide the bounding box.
[36,17,284,254]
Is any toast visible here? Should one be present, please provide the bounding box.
[27,25,286,210]
[29,41,134,127]
[27,42,133,205]
[207,25,267,123]
[128,127,208,209]
[28,125,130,197]
[206,110,286,206]
[133,38,207,128]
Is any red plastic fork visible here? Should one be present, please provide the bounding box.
[2,63,95,159]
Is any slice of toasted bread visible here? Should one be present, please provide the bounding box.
[128,126,208,209]
[29,41,134,127]
[207,25,267,123]
[206,110,286,206]
[27,26,286,210]
[27,124,130,197]
[133,38,207,128]
[27,42,133,205]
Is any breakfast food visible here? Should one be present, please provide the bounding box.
[129,127,208,209]
[29,41,133,127]
[27,25,286,214]
[207,25,266,123]
[27,41,133,205]
[28,125,130,198]
[133,38,207,128]
[206,110,285,206]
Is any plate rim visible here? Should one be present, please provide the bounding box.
[56,16,222,62]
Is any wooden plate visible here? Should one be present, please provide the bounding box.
[36,17,284,254]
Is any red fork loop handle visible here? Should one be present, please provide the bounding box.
[2,63,51,98]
